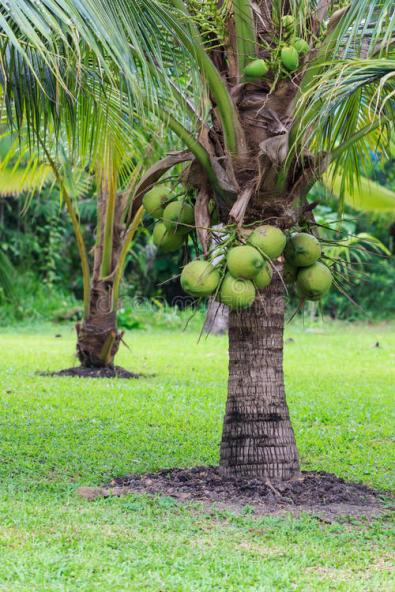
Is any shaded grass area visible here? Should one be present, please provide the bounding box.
[0,322,394,591]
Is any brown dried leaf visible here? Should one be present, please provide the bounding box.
[195,185,211,256]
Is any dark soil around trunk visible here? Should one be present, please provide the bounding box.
[41,366,140,379]
[77,466,392,521]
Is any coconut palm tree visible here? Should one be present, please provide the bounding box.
[0,0,195,370]
[0,126,168,371]
[118,0,395,481]
[2,1,394,479]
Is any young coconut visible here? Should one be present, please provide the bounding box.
[247,225,286,260]
[244,59,269,79]
[226,245,265,280]
[143,186,171,219]
[281,46,299,71]
[254,263,273,290]
[181,260,220,298]
[284,233,321,267]
[281,15,295,30]
[296,261,333,301]
[294,38,310,55]
[219,273,256,310]
[163,201,194,235]
[153,221,185,253]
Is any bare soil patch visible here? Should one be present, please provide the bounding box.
[77,466,392,521]
[41,366,140,379]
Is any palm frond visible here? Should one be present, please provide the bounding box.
[330,0,395,58]
[0,0,201,157]
[169,0,240,153]
[323,170,395,212]
[0,164,51,196]
[324,231,390,285]
[292,56,394,199]
[233,0,256,73]
[1,0,189,101]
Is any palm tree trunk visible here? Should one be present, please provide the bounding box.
[75,183,126,369]
[220,270,300,481]
[76,279,123,368]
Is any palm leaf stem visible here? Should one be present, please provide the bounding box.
[155,106,221,193]
[170,0,241,154]
[38,136,91,318]
[112,205,144,308]
[233,0,256,74]
[99,149,117,278]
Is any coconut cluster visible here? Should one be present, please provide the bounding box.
[283,233,333,301]
[143,188,333,310]
[181,225,287,310]
[243,15,310,81]
[180,228,333,310]
[143,187,195,253]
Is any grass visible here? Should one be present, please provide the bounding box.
[0,321,394,591]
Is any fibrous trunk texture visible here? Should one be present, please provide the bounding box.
[76,186,125,369]
[76,279,123,368]
[220,271,300,481]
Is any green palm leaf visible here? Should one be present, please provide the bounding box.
[323,171,395,212]
[0,164,51,196]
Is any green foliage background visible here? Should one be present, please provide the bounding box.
[0,157,394,325]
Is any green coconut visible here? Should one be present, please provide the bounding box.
[244,59,269,79]
[226,245,265,280]
[142,186,171,219]
[152,221,185,252]
[281,46,299,71]
[283,261,298,284]
[247,225,286,260]
[254,263,273,290]
[180,260,220,298]
[219,274,256,310]
[281,15,295,30]
[284,233,321,267]
[296,261,333,301]
[163,201,194,234]
[294,38,310,55]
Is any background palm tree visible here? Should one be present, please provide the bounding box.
[0,0,195,370]
[1,1,394,479]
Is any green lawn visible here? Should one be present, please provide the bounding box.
[0,322,394,591]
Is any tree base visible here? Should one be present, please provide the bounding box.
[219,463,300,482]
[76,320,123,369]
[41,365,140,379]
[77,467,390,521]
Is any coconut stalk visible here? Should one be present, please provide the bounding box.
[233,0,256,74]
[204,299,229,335]
[38,138,91,318]
[170,0,243,154]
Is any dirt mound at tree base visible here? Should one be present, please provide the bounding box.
[77,467,392,521]
[41,366,140,379]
